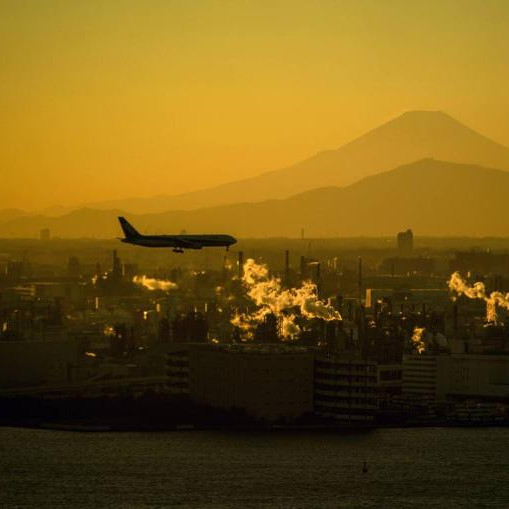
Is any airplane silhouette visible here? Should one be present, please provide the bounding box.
[118,217,236,253]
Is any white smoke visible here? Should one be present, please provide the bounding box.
[133,275,178,292]
[231,312,256,340]
[232,258,341,340]
[411,327,426,353]
[281,314,301,339]
[448,271,509,323]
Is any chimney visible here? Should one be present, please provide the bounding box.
[316,262,321,297]
[238,251,244,279]
[453,302,458,334]
[358,257,362,301]
[285,249,290,284]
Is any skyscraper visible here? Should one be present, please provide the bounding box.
[397,229,413,256]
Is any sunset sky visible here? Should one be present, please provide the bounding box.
[1,0,508,210]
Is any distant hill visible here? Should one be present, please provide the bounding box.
[77,110,509,213]
[0,208,126,239]
[0,209,26,225]
[2,159,509,238]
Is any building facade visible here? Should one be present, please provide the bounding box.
[314,354,377,422]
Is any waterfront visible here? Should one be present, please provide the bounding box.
[0,427,508,508]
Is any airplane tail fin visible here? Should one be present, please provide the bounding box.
[118,217,141,239]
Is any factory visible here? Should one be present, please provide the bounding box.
[0,237,508,427]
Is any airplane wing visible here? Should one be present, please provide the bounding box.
[174,237,203,250]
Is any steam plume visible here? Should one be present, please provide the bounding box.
[411,327,426,353]
[232,258,341,340]
[133,275,178,292]
[448,271,509,323]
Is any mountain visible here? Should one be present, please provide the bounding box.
[78,110,509,213]
[0,208,126,238]
[2,159,509,238]
[0,209,26,225]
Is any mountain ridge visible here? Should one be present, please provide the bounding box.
[68,110,509,214]
[2,159,509,238]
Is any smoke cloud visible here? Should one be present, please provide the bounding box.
[411,327,426,353]
[133,275,178,292]
[232,258,341,340]
[448,271,509,323]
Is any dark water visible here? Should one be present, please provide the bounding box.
[0,427,508,508]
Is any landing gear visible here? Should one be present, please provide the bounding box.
[173,248,184,253]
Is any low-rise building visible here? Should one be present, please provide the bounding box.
[402,354,438,401]
[402,352,509,403]
[0,339,78,389]
[167,343,314,422]
[437,354,509,401]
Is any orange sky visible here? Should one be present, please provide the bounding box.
[1,0,508,210]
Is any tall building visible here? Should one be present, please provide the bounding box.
[172,312,208,343]
[67,256,81,277]
[5,260,24,280]
[397,229,413,255]
[122,263,139,279]
[111,250,122,280]
[40,228,50,241]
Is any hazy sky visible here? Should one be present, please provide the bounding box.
[1,0,508,210]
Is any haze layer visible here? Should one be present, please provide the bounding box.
[1,1,508,209]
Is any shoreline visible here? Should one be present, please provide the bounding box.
[1,419,507,433]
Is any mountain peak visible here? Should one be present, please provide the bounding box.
[399,109,450,118]
[62,109,509,215]
[385,110,466,129]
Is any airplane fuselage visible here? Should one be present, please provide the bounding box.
[121,234,236,250]
[117,216,236,252]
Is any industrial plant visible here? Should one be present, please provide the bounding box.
[0,232,508,429]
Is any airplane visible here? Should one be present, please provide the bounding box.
[118,217,237,253]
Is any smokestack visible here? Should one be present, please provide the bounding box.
[112,250,121,279]
[358,257,362,301]
[285,250,290,283]
[316,262,321,298]
[238,251,244,279]
[222,254,228,282]
[300,256,306,278]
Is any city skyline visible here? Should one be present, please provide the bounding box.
[1,4,509,507]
